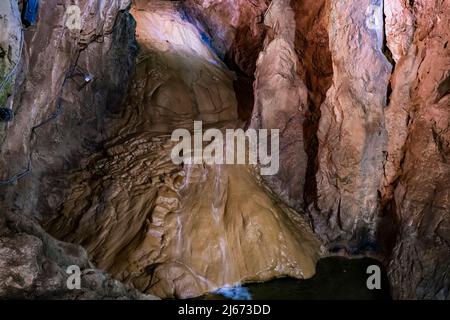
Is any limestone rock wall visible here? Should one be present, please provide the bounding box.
[384,0,450,300]
[122,0,238,134]
[45,1,322,299]
[248,0,450,299]
[314,0,392,249]
[0,0,142,299]
[0,0,138,221]
[250,0,309,211]
[182,0,269,77]
[0,0,22,141]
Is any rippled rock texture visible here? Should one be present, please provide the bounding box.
[47,134,320,298]
[1,0,449,300]
[46,0,321,299]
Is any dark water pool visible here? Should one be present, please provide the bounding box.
[203,257,391,300]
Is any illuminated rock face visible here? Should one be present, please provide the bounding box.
[314,0,393,248]
[304,0,449,299]
[1,0,449,300]
[123,0,238,133]
[0,0,22,113]
[46,0,321,299]
[0,0,138,218]
[47,136,320,298]
[250,0,309,211]
[0,0,153,299]
[183,0,450,299]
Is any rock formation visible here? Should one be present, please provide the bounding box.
[315,0,392,249]
[45,0,321,299]
[0,0,449,300]
[0,0,22,137]
[383,0,450,300]
[250,0,309,211]
[0,0,147,299]
[0,211,157,299]
[185,0,450,299]
[183,0,269,77]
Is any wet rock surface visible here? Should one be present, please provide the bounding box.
[46,135,321,298]
[0,0,449,300]
[182,0,269,77]
[45,0,322,299]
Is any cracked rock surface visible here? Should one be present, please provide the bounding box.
[1,0,449,300]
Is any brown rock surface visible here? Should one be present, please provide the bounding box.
[246,0,448,299]
[0,0,146,299]
[122,0,238,134]
[314,0,392,248]
[291,0,333,207]
[0,0,22,140]
[182,0,269,77]
[45,0,322,299]
[384,0,450,299]
[0,0,138,220]
[300,0,450,299]
[1,0,449,301]
[0,211,157,299]
[250,0,309,211]
[47,134,320,298]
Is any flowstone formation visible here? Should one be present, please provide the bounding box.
[46,0,321,299]
[1,0,449,300]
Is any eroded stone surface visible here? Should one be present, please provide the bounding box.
[0,0,138,221]
[384,0,450,300]
[314,0,392,249]
[47,132,321,299]
[46,1,322,299]
[182,0,269,77]
[0,0,22,140]
[250,0,309,211]
[122,0,238,134]
[1,0,449,301]
[0,211,157,299]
